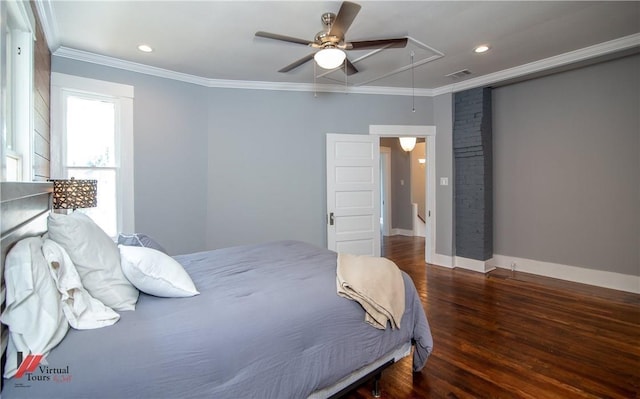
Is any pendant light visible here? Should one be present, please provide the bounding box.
[399,137,416,152]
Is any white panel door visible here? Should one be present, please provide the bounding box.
[326,133,380,256]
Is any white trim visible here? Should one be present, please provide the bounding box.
[380,147,392,237]
[390,229,414,237]
[47,33,639,97]
[53,46,435,97]
[2,0,36,182]
[491,254,640,294]
[13,29,34,181]
[432,33,640,96]
[369,125,436,136]
[51,72,134,98]
[432,253,454,268]
[455,256,496,273]
[425,135,436,264]
[118,96,135,233]
[34,0,59,50]
[6,0,35,37]
[370,125,437,265]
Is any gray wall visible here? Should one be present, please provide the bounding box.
[52,56,437,254]
[54,53,638,276]
[434,93,454,256]
[493,55,639,276]
[52,58,210,255]
[205,89,433,249]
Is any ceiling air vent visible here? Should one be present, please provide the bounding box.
[446,69,472,79]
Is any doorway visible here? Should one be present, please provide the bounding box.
[370,125,436,264]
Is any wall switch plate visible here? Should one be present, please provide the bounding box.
[440,177,449,186]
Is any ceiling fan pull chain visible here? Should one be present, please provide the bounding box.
[411,51,416,113]
[314,61,317,97]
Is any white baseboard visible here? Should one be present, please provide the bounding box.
[391,228,414,237]
[429,252,639,293]
[454,256,496,273]
[491,254,640,294]
[431,254,496,273]
[432,253,454,268]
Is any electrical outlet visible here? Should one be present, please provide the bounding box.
[510,262,516,271]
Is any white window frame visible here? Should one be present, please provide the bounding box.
[51,73,135,233]
[1,0,35,181]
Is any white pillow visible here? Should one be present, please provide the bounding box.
[1,237,69,378]
[119,245,199,297]
[47,212,139,311]
[42,239,120,329]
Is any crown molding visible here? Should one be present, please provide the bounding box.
[34,0,59,51]
[53,46,435,96]
[54,46,211,86]
[431,33,640,96]
[54,33,639,97]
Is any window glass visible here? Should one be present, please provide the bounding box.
[65,95,119,237]
[66,97,116,167]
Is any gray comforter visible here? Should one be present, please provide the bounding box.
[2,240,433,399]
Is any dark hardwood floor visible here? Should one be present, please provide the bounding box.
[344,235,640,399]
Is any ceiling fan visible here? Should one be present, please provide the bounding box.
[255,1,408,75]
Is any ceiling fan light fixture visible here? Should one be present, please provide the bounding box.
[399,137,417,152]
[314,47,346,69]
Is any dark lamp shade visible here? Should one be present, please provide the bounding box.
[51,178,98,210]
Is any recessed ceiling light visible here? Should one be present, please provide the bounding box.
[138,44,153,53]
[474,45,490,54]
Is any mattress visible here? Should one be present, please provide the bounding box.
[2,240,433,398]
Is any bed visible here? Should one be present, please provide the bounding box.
[0,182,433,398]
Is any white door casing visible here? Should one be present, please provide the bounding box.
[380,147,392,237]
[369,125,436,264]
[326,133,380,256]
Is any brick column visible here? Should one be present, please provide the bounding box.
[453,87,493,266]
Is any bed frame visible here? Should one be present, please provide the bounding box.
[0,181,400,398]
[0,182,53,391]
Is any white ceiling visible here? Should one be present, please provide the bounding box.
[40,1,640,93]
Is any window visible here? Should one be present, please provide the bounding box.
[1,0,35,181]
[64,95,118,236]
[51,73,134,237]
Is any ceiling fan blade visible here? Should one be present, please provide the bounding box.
[348,38,409,50]
[345,58,358,75]
[278,53,316,73]
[255,31,311,46]
[329,1,362,39]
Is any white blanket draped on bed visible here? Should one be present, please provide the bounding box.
[336,253,405,330]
